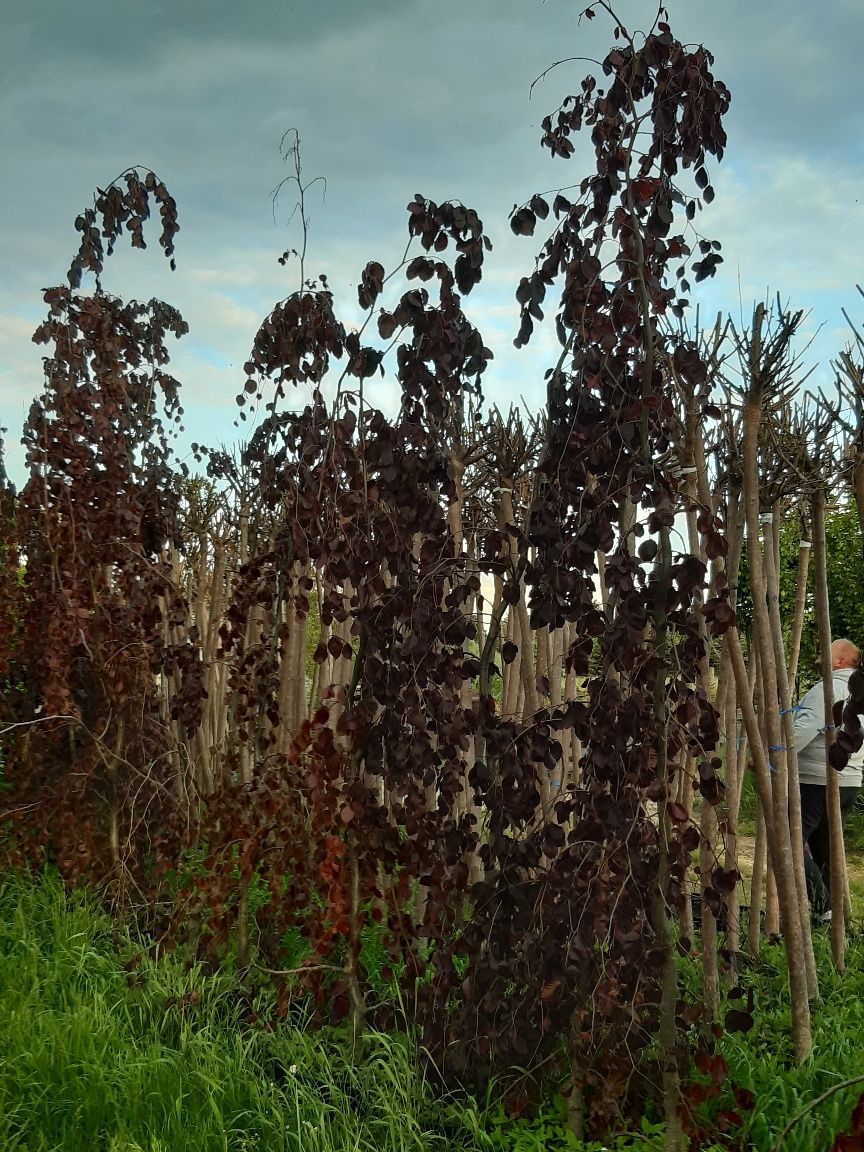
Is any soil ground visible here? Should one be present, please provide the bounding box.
[735,834,864,920]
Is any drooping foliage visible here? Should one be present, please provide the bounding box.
[433,16,734,1126]
[12,6,864,1146]
[0,174,204,889]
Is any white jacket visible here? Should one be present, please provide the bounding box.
[794,668,864,789]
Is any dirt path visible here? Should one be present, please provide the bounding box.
[734,834,864,914]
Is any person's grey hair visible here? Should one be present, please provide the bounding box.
[835,638,861,664]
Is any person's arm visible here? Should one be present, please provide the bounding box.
[793,681,825,753]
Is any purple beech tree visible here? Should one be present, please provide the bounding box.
[0,8,755,1148]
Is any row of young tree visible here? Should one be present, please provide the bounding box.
[3,6,864,1147]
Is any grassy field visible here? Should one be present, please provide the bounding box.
[2,870,864,1151]
[0,871,638,1152]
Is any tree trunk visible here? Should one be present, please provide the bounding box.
[740,391,810,1059]
[812,488,847,970]
[721,485,746,968]
[651,521,683,1152]
[563,621,582,787]
[502,609,520,717]
[684,460,720,1016]
[749,801,766,956]
[715,666,740,968]
[788,536,811,692]
[763,507,818,995]
[852,453,864,562]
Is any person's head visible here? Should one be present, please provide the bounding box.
[831,638,861,670]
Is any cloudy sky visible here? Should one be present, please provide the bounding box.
[2,0,863,486]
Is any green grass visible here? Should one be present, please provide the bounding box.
[4,870,864,1152]
[0,871,462,1152]
[714,933,864,1151]
[0,871,652,1152]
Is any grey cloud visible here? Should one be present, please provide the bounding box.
[3,0,864,485]
[0,0,406,84]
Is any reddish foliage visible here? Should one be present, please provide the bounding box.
[425,18,733,1132]
[0,9,745,1143]
[0,175,195,891]
[174,715,411,1019]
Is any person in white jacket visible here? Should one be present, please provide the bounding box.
[794,638,864,916]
